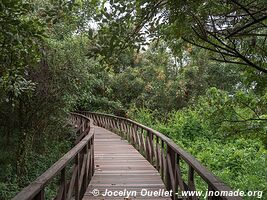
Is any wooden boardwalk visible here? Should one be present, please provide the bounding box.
[83,126,171,200]
[12,113,242,200]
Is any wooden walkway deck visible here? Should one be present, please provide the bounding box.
[82,126,171,200]
[12,112,242,200]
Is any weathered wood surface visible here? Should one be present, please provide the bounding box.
[12,112,243,200]
[82,126,171,200]
[81,111,243,200]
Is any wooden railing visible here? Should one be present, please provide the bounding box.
[12,113,94,200]
[13,111,243,200]
[81,111,243,200]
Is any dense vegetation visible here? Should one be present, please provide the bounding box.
[0,0,266,199]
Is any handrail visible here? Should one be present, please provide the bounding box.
[12,113,95,200]
[80,111,243,200]
[13,111,243,200]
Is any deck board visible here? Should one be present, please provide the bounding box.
[82,127,171,200]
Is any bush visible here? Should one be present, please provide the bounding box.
[129,108,267,200]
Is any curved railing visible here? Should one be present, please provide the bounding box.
[13,113,94,200]
[80,111,243,200]
[13,111,243,200]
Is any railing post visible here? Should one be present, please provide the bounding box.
[207,186,223,200]
[188,166,197,200]
[91,134,95,177]
[145,131,151,162]
[166,145,176,198]
[161,140,165,178]
[155,136,159,170]
[75,153,80,200]
[61,167,66,200]
[34,189,45,200]
[149,132,154,164]
[129,124,133,144]
[85,144,89,187]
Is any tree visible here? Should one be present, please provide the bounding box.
[90,0,267,74]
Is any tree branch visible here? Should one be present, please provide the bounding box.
[226,14,267,38]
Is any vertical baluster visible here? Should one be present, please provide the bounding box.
[106,117,109,129]
[128,123,132,143]
[161,140,165,178]
[133,124,138,148]
[87,121,90,134]
[99,116,103,127]
[88,143,93,183]
[176,155,186,200]
[79,148,87,196]
[61,167,66,200]
[120,119,123,131]
[115,119,117,130]
[85,143,89,187]
[132,125,136,145]
[112,118,115,130]
[99,116,103,126]
[149,133,154,164]
[105,117,108,128]
[95,115,98,126]
[123,121,127,138]
[126,122,130,141]
[82,119,84,132]
[34,189,45,200]
[145,131,151,161]
[107,117,110,129]
[188,166,197,200]
[140,128,145,154]
[111,118,114,130]
[91,135,95,177]
[100,116,103,127]
[115,118,119,130]
[116,119,119,131]
[122,120,125,134]
[103,117,106,128]
[166,145,177,200]
[96,115,99,126]
[207,186,223,200]
[130,124,134,144]
[118,119,121,134]
[75,153,80,200]
[96,115,99,125]
[136,126,141,151]
[155,136,160,170]
[104,117,107,128]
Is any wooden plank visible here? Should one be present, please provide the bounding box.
[82,126,170,200]
[82,112,243,200]
[14,112,241,200]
